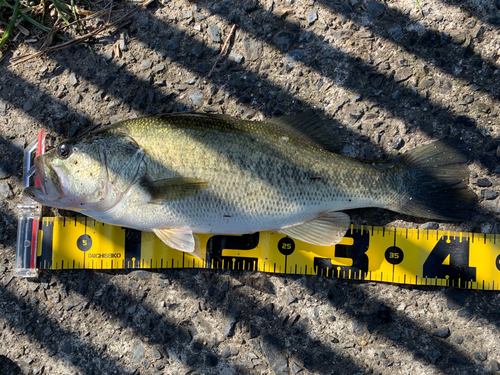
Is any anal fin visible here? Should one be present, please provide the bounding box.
[153,227,202,259]
[276,212,350,246]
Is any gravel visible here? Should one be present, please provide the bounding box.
[1,0,500,374]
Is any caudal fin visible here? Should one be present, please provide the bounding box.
[395,141,475,221]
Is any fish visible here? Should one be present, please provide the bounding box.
[25,112,475,258]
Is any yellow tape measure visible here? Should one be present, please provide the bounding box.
[35,216,500,290]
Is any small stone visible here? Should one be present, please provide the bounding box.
[427,349,442,364]
[69,72,78,86]
[453,336,464,344]
[474,352,488,362]
[451,31,466,44]
[299,31,314,42]
[243,37,262,61]
[229,53,243,64]
[189,90,204,106]
[273,31,296,52]
[307,9,318,25]
[65,300,80,311]
[0,182,13,198]
[392,90,402,100]
[394,67,413,82]
[0,162,11,179]
[208,24,221,42]
[222,347,232,358]
[352,320,366,335]
[103,49,113,61]
[132,343,145,363]
[477,178,492,187]
[464,95,474,104]
[432,327,450,338]
[243,0,257,12]
[481,190,499,200]
[154,64,165,73]
[291,362,303,374]
[130,270,151,279]
[151,348,163,360]
[119,35,128,51]
[392,137,404,150]
[0,100,7,115]
[419,78,435,89]
[344,103,364,120]
[262,334,288,375]
[190,41,204,58]
[249,324,259,339]
[140,60,152,70]
[126,305,137,314]
[470,83,481,91]
[285,288,297,304]
[388,25,404,42]
[23,100,34,112]
[43,327,53,336]
[285,49,308,62]
[474,25,485,42]
[421,222,439,230]
[490,359,500,371]
[367,1,385,18]
[183,10,193,19]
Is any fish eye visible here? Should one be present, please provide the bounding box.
[57,144,72,159]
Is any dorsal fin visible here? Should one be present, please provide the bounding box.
[264,111,338,151]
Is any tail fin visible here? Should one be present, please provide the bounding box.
[395,141,475,221]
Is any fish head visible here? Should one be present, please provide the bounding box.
[24,139,110,210]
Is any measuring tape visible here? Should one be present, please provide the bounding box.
[14,131,500,290]
[24,216,498,290]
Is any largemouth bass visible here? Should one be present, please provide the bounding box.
[25,112,475,257]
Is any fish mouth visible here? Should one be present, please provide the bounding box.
[24,155,65,201]
[23,157,50,201]
[34,156,47,195]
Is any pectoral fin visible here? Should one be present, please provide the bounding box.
[142,177,208,203]
[276,212,350,246]
[153,227,202,259]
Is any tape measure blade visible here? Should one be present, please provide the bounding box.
[34,216,500,290]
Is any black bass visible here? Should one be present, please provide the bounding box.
[25,112,475,257]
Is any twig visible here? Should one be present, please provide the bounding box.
[10,0,154,66]
[208,24,236,78]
